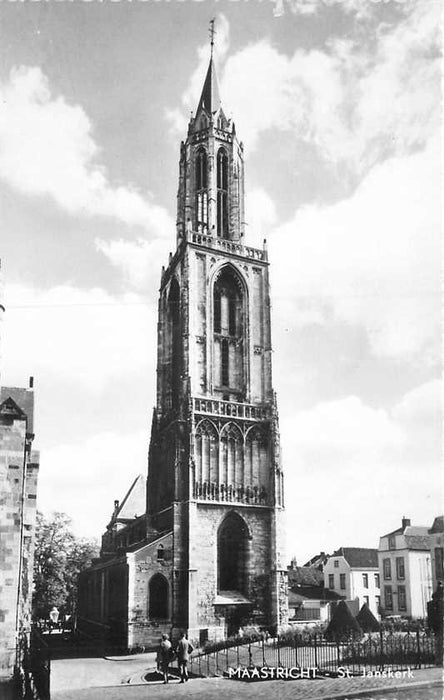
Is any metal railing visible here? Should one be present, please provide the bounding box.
[189,630,440,678]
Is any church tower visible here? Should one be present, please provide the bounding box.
[147,46,288,639]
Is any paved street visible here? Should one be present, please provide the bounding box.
[51,657,442,700]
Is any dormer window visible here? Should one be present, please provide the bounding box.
[157,544,165,561]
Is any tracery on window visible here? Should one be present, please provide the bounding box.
[195,147,208,229]
[217,148,228,238]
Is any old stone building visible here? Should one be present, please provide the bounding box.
[78,50,288,648]
[0,372,40,695]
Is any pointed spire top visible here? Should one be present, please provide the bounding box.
[196,52,221,119]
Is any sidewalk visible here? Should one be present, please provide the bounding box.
[52,661,442,700]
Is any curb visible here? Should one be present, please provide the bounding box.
[305,679,443,700]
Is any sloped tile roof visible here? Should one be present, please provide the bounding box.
[289,586,343,603]
[332,547,379,568]
[1,386,34,434]
[429,516,444,534]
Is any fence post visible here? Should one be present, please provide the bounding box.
[379,628,384,671]
[416,630,421,670]
[277,636,281,667]
[248,639,253,667]
[314,635,318,671]
[262,637,266,666]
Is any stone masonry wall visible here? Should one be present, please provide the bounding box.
[0,414,38,682]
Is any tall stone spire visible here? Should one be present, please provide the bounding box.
[195,57,222,121]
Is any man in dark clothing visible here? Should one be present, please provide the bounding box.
[157,634,173,684]
[176,631,193,683]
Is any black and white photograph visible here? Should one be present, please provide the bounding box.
[0,0,442,698]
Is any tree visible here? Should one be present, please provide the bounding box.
[356,603,380,632]
[325,600,363,641]
[33,511,99,619]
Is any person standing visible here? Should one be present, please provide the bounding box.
[157,634,173,684]
[176,631,193,683]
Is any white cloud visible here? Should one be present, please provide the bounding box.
[226,1,439,164]
[283,0,377,19]
[283,382,442,563]
[0,67,173,235]
[245,188,277,245]
[269,134,440,360]
[172,3,440,173]
[2,284,155,391]
[95,237,171,292]
[38,431,147,539]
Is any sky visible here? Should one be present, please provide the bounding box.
[0,0,441,565]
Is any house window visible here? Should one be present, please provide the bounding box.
[396,557,405,580]
[363,596,369,607]
[398,585,407,611]
[340,573,346,590]
[334,560,339,568]
[384,585,393,610]
[435,547,444,580]
[362,573,368,588]
[375,595,381,611]
[388,535,396,550]
[157,544,165,561]
[374,573,380,588]
[383,558,391,580]
[328,574,334,589]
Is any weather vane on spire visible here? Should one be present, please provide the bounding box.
[209,18,216,59]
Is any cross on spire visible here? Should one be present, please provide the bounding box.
[209,18,216,58]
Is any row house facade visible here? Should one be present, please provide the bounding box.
[379,517,433,619]
[323,548,380,618]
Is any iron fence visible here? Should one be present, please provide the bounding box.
[189,630,441,678]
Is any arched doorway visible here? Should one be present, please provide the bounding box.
[218,512,250,594]
[148,573,169,619]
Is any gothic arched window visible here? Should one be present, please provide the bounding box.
[168,279,181,409]
[148,573,169,619]
[213,267,242,337]
[195,419,218,488]
[217,148,228,238]
[195,147,208,230]
[213,267,244,394]
[218,512,249,593]
[220,423,243,487]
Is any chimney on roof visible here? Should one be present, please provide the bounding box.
[29,376,34,389]
[114,499,119,511]
[402,516,411,529]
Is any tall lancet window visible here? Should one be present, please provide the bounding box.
[168,278,181,409]
[195,147,208,230]
[213,266,244,394]
[217,148,228,238]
